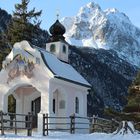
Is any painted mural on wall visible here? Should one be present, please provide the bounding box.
[3,55,35,84]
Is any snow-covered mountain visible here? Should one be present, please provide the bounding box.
[61,2,140,67]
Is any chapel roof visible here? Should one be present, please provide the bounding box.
[6,41,91,88]
[35,46,91,88]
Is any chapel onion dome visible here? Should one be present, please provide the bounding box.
[49,20,66,36]
[48,20,66,42]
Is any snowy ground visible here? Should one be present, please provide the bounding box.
[0,131,140,140]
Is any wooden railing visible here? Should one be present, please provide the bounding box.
[0,111,119,136]
[0,111,33,136]
[91,116,119,133]
[42,114,119,136]
[43,114,72,136]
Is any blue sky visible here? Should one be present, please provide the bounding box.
[0,0,140,30]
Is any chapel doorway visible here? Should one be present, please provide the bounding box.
[8,94,16,114]
[31,97,41,128]
[8,94,16,126]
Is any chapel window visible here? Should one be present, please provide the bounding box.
[62,45,66,53]
[53,99,55,113]
[75,97,79,114]
[50,44,56,53]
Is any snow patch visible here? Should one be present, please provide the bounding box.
[0,131,140,140]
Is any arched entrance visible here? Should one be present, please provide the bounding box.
[5,84,41,128]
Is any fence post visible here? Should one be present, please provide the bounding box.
[89,117,93,133]
[27,112,32,136]
[0,111,4,135]
[43,114,46,136]
[70,114,75,134]
[111,119,115,133]
[14,113,17,135]
[92,115,96,133]
[46,114,49,136]
[30,112,33,136]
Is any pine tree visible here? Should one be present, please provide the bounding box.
[122,72,140,130]
[133,71,140,86]
[105,71,140,131]
[0,32,10,69]
[7,0,42,45]
[124,71,140,114]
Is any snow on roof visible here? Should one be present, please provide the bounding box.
[40,49,91,88]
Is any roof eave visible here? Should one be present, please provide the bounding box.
[54,75,91,89]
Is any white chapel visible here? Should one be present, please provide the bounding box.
[0,19,91,132]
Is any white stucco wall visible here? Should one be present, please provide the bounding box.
[48,78,89,130]
[49,78,88,117]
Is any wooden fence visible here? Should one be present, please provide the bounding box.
[0,111,33,136]
[42,114,119,136]
[0,111,119,136]
[92,116,119,133]
[42,114,76,136]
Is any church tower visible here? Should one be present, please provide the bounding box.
[46,19,69,63]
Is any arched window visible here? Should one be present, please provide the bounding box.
[75,97,79,114]
[53,99,55,113]
[50,44,56,52]
[62,45,66,53]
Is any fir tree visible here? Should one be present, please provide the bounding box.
[7,0,42,45]
[133,71,140,86]
[122,72,140,130]
[124,71,140,114]
[0,32,10,69]
[105,71,140,131]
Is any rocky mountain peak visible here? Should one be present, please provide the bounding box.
[78,1,101,17]
[61,2,140,67]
